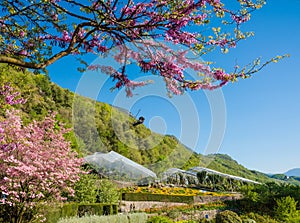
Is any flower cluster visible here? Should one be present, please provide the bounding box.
[123,186,206,196]
[232,14,251,25]
[0,84,26,107]
[88,64,147,97]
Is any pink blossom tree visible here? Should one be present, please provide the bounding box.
[0,86,83,223]
[0,0,287,95]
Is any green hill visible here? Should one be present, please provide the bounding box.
[0,65,273,183]
[269,174,300,185]
[285,168,300,177]
[204,154,271,183]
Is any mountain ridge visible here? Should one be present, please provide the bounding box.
[285,168,300,177]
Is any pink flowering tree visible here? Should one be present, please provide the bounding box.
[0,87,83,223]
[0,0,287,95]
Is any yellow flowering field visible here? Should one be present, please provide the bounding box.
[121,186,231,196]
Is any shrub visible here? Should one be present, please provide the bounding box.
[57,213,147,223]
[77,203,103,217]
[96,179,120,204]
[58,214,128,223]
[43,203,80,223]
[73,174,99,203]
[43,203,118,222]
[73,177,120,204]
[242,219,256,223]
[166,210,180,219]
[128,213,148,223]
[240,213,277,223]
[147,215,174,223]
[61,203,79,218]
[215,210,242,223]
[176,221,198,223]
[274,196,300,222]
[122,193,194,203]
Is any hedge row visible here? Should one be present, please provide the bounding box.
[44,203,118,223]
[122,193,194,204]
[57,213,148,223]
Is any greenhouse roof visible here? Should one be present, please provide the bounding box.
[162,167,260,184]
[84,151,157,181]
[188,167,260,184]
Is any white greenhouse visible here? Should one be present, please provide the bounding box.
[84,151,157,182]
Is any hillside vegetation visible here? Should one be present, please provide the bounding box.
[0,65,272,182]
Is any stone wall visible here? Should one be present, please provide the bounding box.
[175,209,222,221]
[193,194,242,203]
[119,200,187,213]
[119,193,242,221]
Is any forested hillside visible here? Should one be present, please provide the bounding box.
[0,65,272,182]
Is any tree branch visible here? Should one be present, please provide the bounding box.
[0,56,44,69]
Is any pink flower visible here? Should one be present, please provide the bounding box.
[213,69,231,82]
[18,50,28,56]
[0,84,26,106]
[52,13,58,21]
[20,31,25,38]
[97,46,107,53]
[0,19,5,28]
[77,29,85,39]
[62,30,71,42]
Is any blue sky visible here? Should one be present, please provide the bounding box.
[49,0,300,174]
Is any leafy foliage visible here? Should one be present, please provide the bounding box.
[44,203,119,223]
[96,179,120,204]
[240,213,277,223]
[147,216,173,223]
[215,210,242,223]
[274,196,300,222]
[72,174,120,204]
[231,183,300,222]
[73,174,99,203]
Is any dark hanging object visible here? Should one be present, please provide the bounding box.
[133,116,145,126]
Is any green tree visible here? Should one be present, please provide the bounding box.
[73,175,120,204]
[240,184,259,202]
[275,196,300,222]
[73,174,99,203]
[96,179,120,204]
